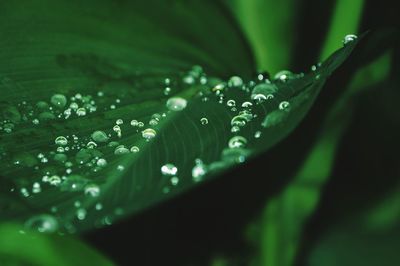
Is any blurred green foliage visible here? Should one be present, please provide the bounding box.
[0,0,398,265]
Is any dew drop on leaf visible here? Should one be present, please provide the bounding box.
[54,136,68,146]
[50,94,67,108]
[161,163,178,176]
[200,117,209,125]
[24,214,58,233]
[343,34,358,45]
[92,130,108,142]
[228,136,248,148]
[166,97,187,111]
[142,128,157,140]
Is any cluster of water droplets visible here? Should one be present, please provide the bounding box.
[1,35,358,233]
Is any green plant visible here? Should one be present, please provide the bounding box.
[0,0,398,265]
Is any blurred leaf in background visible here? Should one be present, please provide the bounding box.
[0,0,398,265]
[0,224,113,266]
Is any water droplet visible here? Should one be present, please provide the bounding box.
[142,128,157,140]
[130,120,139,126]
[48,175,61,186]
[32,182,41,193]
[241,101,253,108]
[251,83,278,102]
[76,108,87,116]
[55,136,68,146]
[222,148,250,164]
[231,114,251,127]
[254,131,262,138]
[84,184,100,197]
[50,94,67,108]
[91,130,109,143]
[113,125,122,137]
[54,153,67,163]
[262,110,288,128]
[161,163,178,176]
[25,214,58,233]
[97,158,107,167]
[192,159,207,182]
[227,99,236,107]
[130,146,140,153]
[32,118,40,125]
[114,145,130,155]
[228,76,243,88]
[164,87,171,95]
[116,119,123,125]
[170,176,179,186]
[149,119,158,126]
[166,97,187,111]
[274,70,294,81]
[60,175,88,192]
[76,208,87,220]
[343,34,357,45]
[279,101,290,111]
[200,118,208,125]
[228,136,247,148]
[86,141,97,149]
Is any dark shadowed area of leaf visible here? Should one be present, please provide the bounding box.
[0,0,357,233]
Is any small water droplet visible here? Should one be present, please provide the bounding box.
[170,176,179,186]
[116,119,123,125]
[166,97,187,111]
[84,184,100,197]
[55,136,68,146]
[274,70,294,81]
[76,208,87,220]
[343,34,358,45]
[228,136,247,148]
[228,76,243,88]
[131,120,139,127]
[227,99,236,107]
[192,159,207,182]
[76,108,87,116]
[130,146,140,153]
[200,117,208,125]
[279,101,290,111]
[142,128,157,140]
[161,163,178,176]
[114,145,130,155]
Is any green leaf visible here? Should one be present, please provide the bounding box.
[0,223,114,266]
[225,0,298,73]
[0,0,358,233]
[319,0,364,60]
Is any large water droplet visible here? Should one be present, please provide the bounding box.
[142,128,157,140]
[25,214,58,233]
[166,97,187,111]
[50,94,67,108]
[91,131,109,143]
[55,136,68,146]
